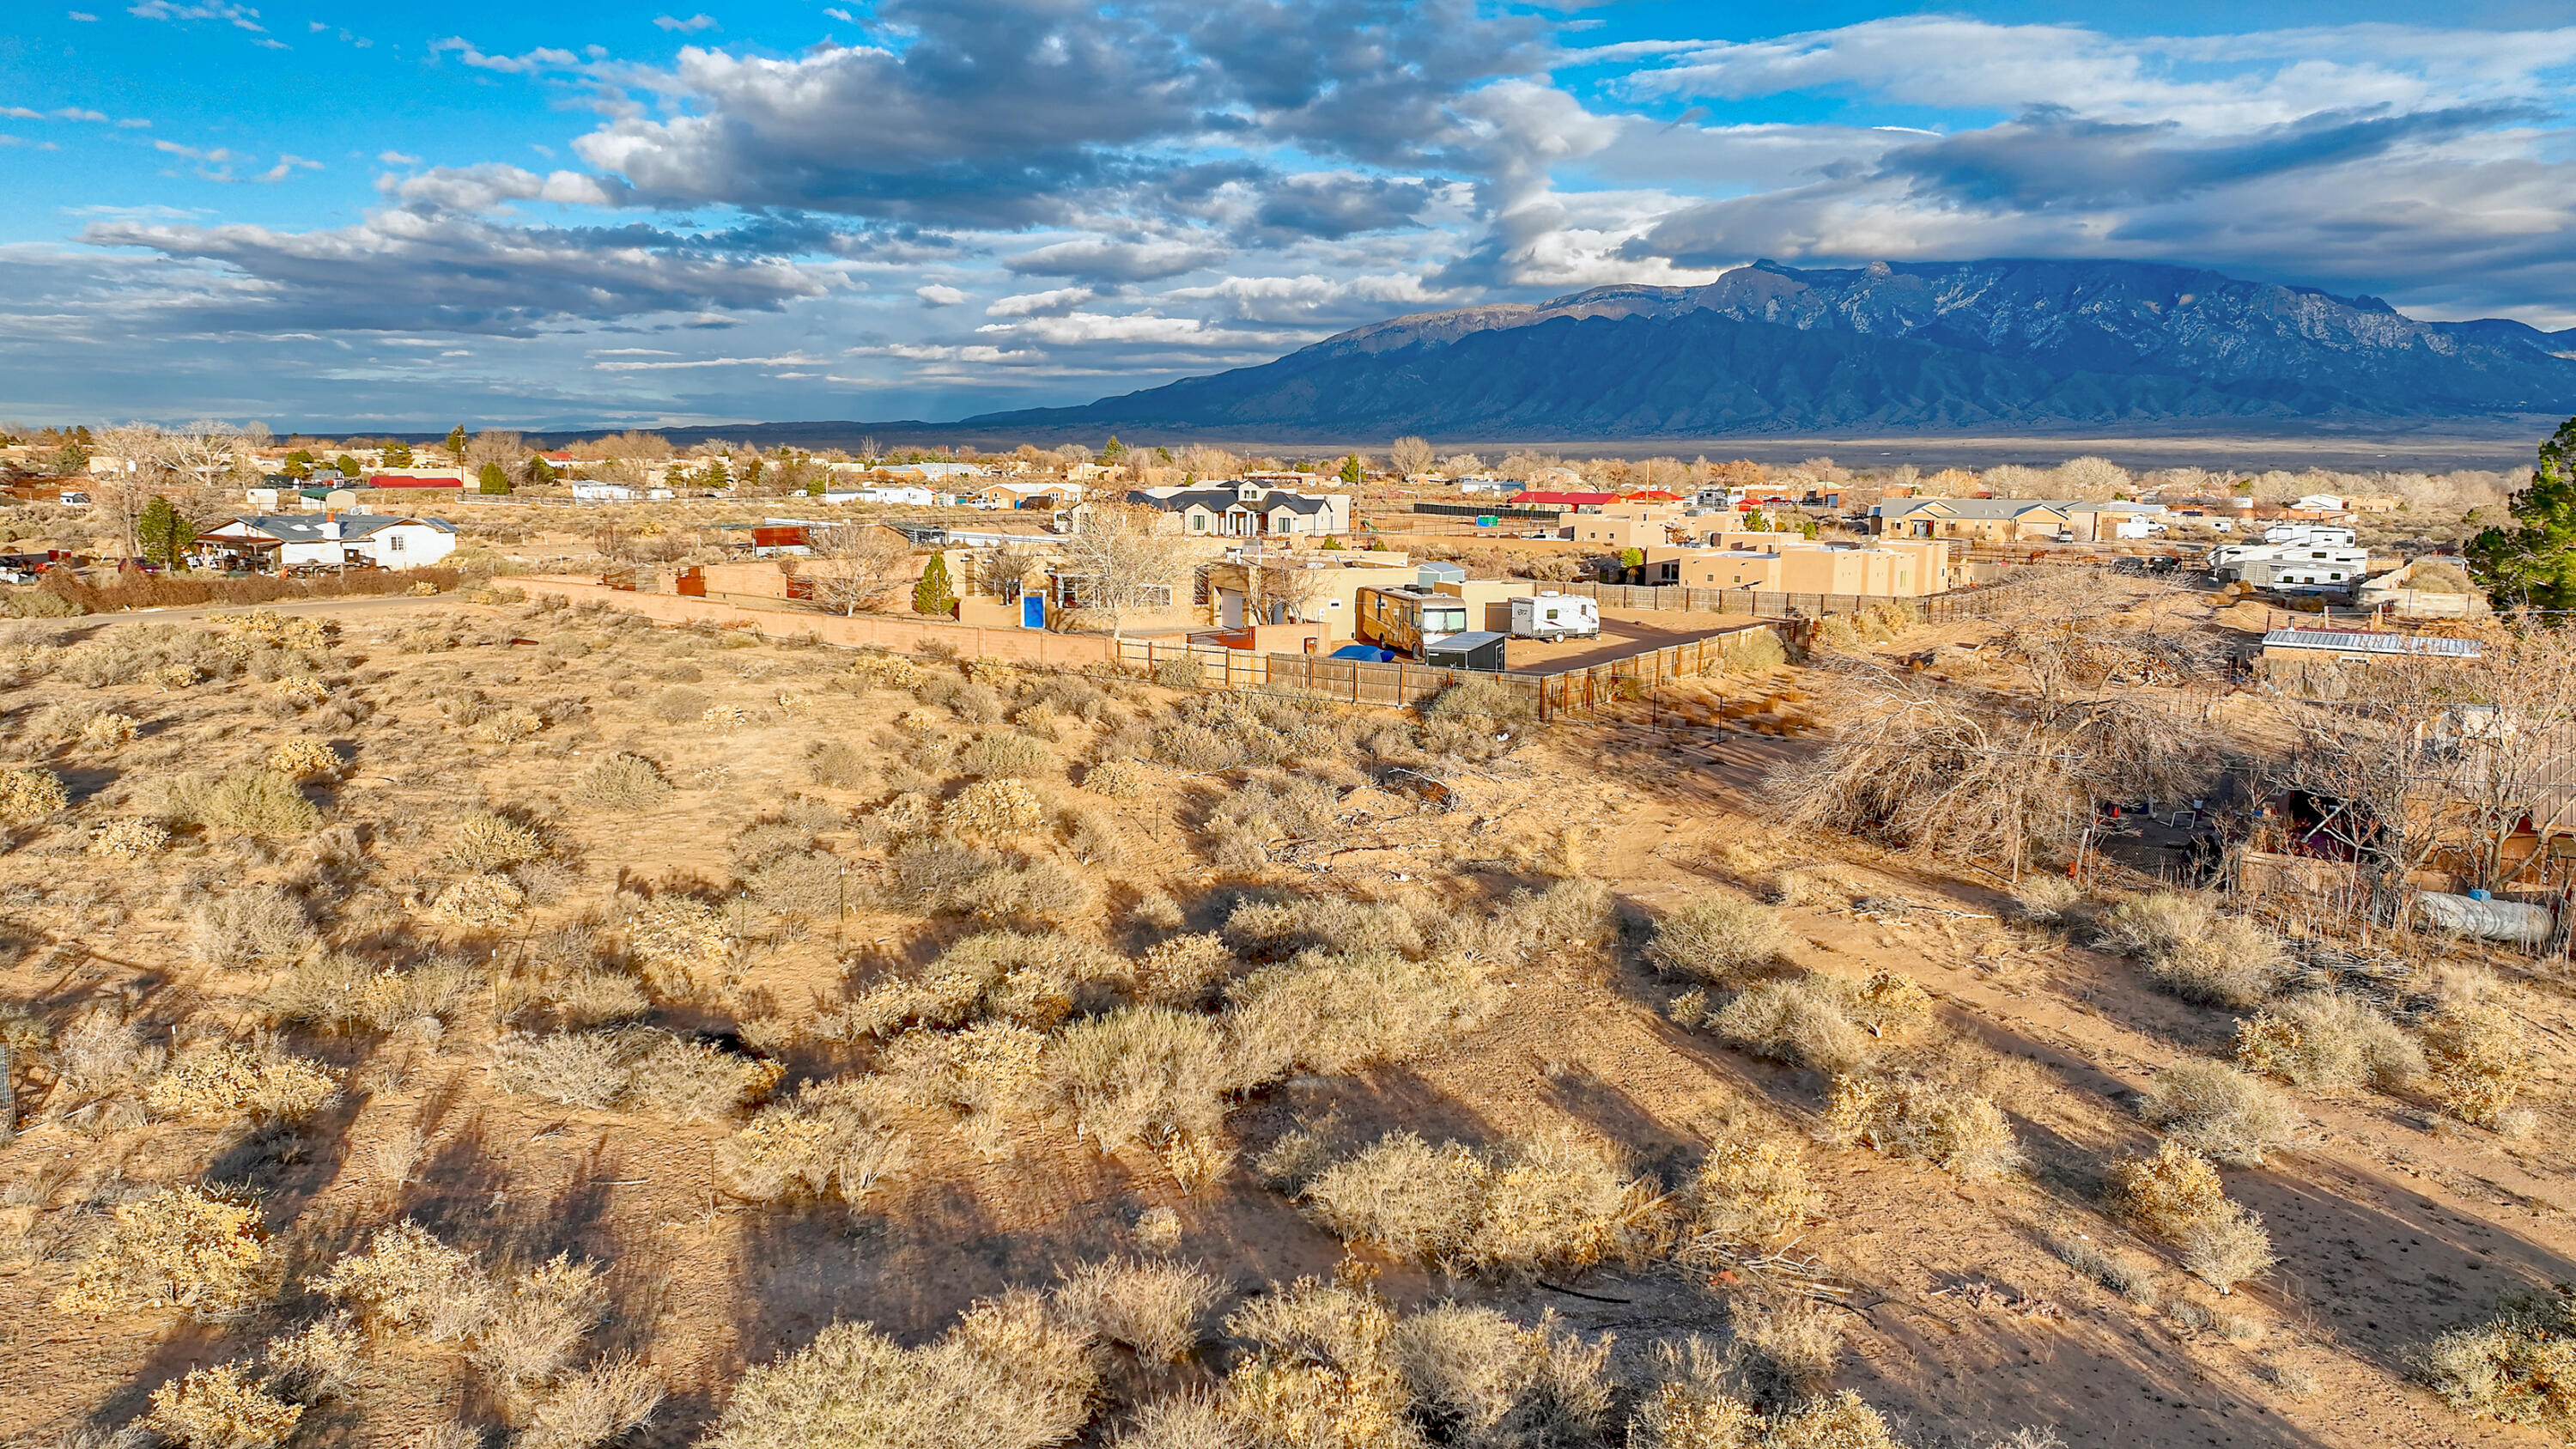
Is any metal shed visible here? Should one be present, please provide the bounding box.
[1422,630,1509,672]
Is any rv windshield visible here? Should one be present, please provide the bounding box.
[1426,607,1467,634]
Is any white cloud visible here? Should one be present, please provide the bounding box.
[68,11,99,20]
[914,283,966,307]
[984,286,1095,317]
[378,150,422,166]
[127,1,264,33]
[592,352,831,372]
[654,14,719,33]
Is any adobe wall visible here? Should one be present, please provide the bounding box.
[513,575,1118,667]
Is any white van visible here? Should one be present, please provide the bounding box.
[1509,592,1600,642]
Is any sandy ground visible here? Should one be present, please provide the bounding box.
[0,590,2567,1448]
[1504,610,1765,672]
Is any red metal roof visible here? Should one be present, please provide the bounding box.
[366,474,464,488]
[1511,490,1616,506]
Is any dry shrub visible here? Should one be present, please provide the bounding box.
[720,1076,913,1202]
[273,674,330,709]
[1224,947,1496,1087]
[161,770,320,837]
[264,1312,362,1403]
[451,809,546,870]
[1063,807,1129,866]
[1053,1258,1221,1363]
[191,886,319,971]
[2009,875,2083,923]
[2411,1288,2576,1428]
[53,1003,152,1098]
[469,705,546,744]
[808,739,872,788]
[2140,1060,2300,1166]
[471,1253,607,1397]
[1222,1279,1417,1449]
[1630,1340,1902,1449]
[698,1290,1098,1449]
[1647,896,1784,987]
[313,1221,496,1340]
[961,731,1056,778]
[2234,993,2421,1092]
[851,653,928,690]
[1734,1296,1844,1402]
[1299,1129,1663,1275]
[835,929,1121,1038]
[56,1185,268,1318]
[267,953,476,1034]
[264,737,343,779]
[1707,979,1874,1073]
[433,874,527,928]
[1822,1075,2023,1182]
[147,1041,338,1123]
[746,848,846,919]
[2109,1141,2274,1294]
[2421,1001,2532,1129]
[518,1353,665,1449]
[884,1021,1054,1161]
[1115,1393,1236,1449]
[1224,896,1426,964]
[1135,932,1233,1006]
[1084,758,1151,797]
[625,895,732,994]
[143,1361,302,1448]
[2103,892,2284,1008]
[1391,1304,1613,1449]
[87,816,170,860]
[222,609,330,650]
[649,685,711,722]
[943,777,1048,838]
[77,711,138,751]
[1056,1005,1230,1153]
[1688,1139,1822,1245]
[571,752,673,810]
[493,1028,779,1121]
[1155,722,1242,772]
[0,765,68,824]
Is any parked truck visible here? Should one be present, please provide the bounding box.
[1507,592,1600,642]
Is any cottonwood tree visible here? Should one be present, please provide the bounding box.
[1060,502,1179,642]
[1389,436,1434,478]
[1245,550,1331,626]
[805,524,916,616]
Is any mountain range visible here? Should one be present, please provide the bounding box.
[956,259,2576,440]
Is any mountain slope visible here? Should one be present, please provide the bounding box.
[963,259,2576,438]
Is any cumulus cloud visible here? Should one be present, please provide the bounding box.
[386,163,635,212]
[128,1,264,33]
[653,14,719,32]
[914,283,967,307]
[1005,238,1226,282]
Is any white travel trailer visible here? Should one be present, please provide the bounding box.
[1508,592,1600,642]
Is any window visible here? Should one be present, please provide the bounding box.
[1189,514,1206,532]
[385,533,404,553]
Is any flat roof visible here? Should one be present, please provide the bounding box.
[2261,629,2481,658]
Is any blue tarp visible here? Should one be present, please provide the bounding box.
[1330,644,1400,662]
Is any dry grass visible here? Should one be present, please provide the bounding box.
[55,1185,269,1318]
[190,886,318,971]
[517,1353,665,1449]
[160,770,321,837]
[1052,1258,1221,1363]
[1297,1129,1665,1275]
[2139,1060,2302,1166]
[698,1289,1098,1449]
[1821,1075,2023,1183]
[2421,1000,2533,1129]
[1224,947,1497,1087]
[1687,1138,1823,1245]
[492,1027,780,1121]
[2110,1141,2274,1294]
[145,1040,339,1123]
[2235,993,2421,1092]
[1705,978,1875,1074]
[450,809,546,871]
[1646,895,1784,987]
[143,1361,303,1448]
[571,752,673,810]
[2411,1288,2576,1429]
[1055,1005,1230,1154]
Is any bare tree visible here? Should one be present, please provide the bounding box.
[1058,502,1179,642]
[1178,445,1241,480]
[1440,453,1485,476]
[1245,550,1331,625]
[1388,436,1435,478]
[805,524,918,616]
[969,543,1040,600]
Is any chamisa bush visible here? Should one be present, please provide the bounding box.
[1821,1074,2023,1183]
[720,1076,913,1203]
[143,1361,304,1448]
[0,765,68,824]
[1293,1129,1666,1276]
[2109,1140,2274,1294]
[146,1040,339,1123]
[161,769,321,837]
[450,809,546,870]
[571,752,674,810]
[2101,892,2285,1008]
[1685,1138,1823,1245]
[2139,1059,2301,1166]
[1647,895,1784,987]
[2421,999,2533,1129]
[2235,992,2422,1092]
[56,1184,270,1318]
[2412,1287,2576,1429]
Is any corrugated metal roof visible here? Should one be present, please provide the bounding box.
[2261,628,2481,657]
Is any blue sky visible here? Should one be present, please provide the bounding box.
[4,1,2575,429]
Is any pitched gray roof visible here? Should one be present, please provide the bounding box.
[1873,497,2070,520]
[218,514,456,541]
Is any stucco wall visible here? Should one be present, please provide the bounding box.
[513,575,1117,667]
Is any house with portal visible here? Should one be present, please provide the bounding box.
[1115,481,1353,538]
[193,514,458,571]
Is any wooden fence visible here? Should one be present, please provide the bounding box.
[1550,575,2042,623]
[1115,620,1791,721]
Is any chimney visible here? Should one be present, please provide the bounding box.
[320,513,342,541]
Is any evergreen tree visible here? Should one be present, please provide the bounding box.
[527,457,556,486]
[445,424,467,460]
[2469,415,2576,610]
[1340,454,1362,484]
[137,496,193,569]
[478,462,512,495]
[335,454,361,478]
[1102,436,1127,463]
[913,552,957,616]
[384,441,414,466]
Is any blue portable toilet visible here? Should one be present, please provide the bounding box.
[1021,594,1046,629]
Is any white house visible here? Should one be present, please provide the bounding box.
[855,485,940,506]
[194,514,458,571]
[1119,480,1353,538]
[2290,493,2349,514]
